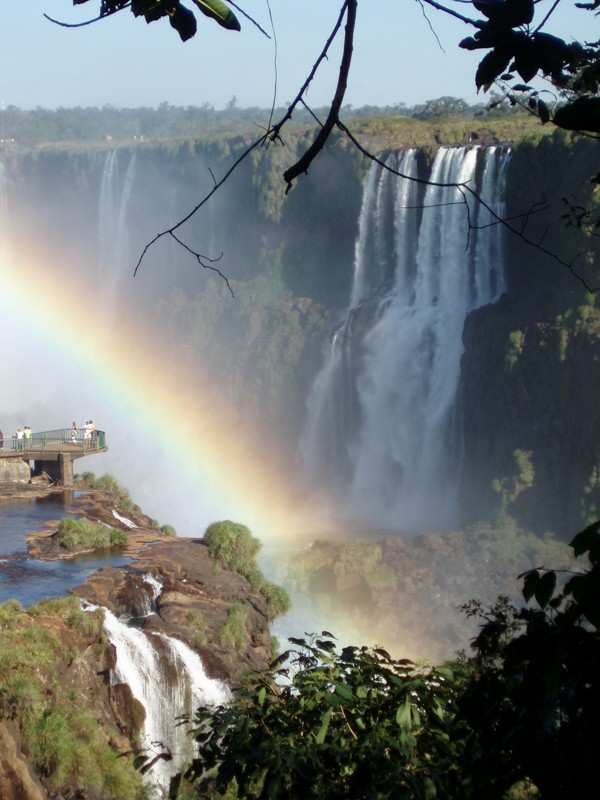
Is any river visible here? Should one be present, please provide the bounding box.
[0,493,130,606]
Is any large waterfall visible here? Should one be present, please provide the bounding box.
[300,146,508,531]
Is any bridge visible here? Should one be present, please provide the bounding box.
[0,428,107,486]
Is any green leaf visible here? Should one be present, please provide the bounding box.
[434,666,453,681]
[315,707,332,744]
[335,683,354,701]
[191,0,240,30]
[396,698,412,731]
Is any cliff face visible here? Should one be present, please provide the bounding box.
[0,596,143,800]
[459,133,600,537]
[4,127,600,538]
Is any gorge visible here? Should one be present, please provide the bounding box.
[1,115,600,797]
[1,122,598,540]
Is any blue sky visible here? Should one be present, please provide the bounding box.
[0,1,590,110]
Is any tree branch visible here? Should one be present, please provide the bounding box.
[282,0,357,191]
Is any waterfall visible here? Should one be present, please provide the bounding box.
[300,145,508,531]
[97,149,137,295]
[100,607,231,793]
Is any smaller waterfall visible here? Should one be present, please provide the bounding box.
[100,607,231,792]
[300,145,508,532]
[97,149,137,292]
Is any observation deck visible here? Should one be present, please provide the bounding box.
[0,428,107,486]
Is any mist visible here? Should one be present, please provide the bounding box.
[1,133,591,660]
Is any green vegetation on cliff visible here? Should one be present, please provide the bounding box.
[56,517,128,551]
[0,597,144,799]
[204,520,291,621]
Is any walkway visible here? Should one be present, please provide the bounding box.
[0,428,108,485]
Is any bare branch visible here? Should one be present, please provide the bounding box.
[282,0,357,191]
[133,132,269,276]
[169,232,234,296]
[268,2,350,144]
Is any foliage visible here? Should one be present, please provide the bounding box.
[27,598,106,640]
[179,634,466,800]
[457,521,600,798]
[450,0,600,134]
[218,604,250,653]
[75,0,240,43]
[56,516,128,550]
[187,610,208,647]
[203,520,290,621]
[204,520,261,574]
[0,601,143,797]
[161,523,178,536]
[1,103,541,150]
[76,471,136,512]
[172,523,600,798]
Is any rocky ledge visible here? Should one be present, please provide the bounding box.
[25,486,274,683]
[0,484,275,800]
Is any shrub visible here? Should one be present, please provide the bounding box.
[160,523,177,537]
[204,520,290,621]
[260,582,291,621]
[219,604,250,653]
[28,596,81,618]
[204,520,261,575]
[55,517,127,551]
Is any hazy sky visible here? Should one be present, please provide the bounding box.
[0,1,590,111]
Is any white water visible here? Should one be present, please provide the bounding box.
[101,607,231,793]
[300,146,508,531]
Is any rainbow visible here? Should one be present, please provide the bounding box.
[0,242,321,544]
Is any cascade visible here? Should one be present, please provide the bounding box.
[300,145,508,531]
[100,607,231,793]
[97,149,137,301]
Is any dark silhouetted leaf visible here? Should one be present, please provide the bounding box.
[514,44,540,82]
[534,570,556,609]
[473,0,533,28]
[476,48,512,90]
[537,98,550,123]
[169,4,197,41]
[570,521,600,561]
[554,97,600,132]
[522,569,540,602]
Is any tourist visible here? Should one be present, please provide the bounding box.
[71,421,77,443]
[15,428,23,450]
[0,429,3,449]
[24,426,31,440]
[84,420,91,440]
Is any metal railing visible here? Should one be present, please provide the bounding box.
[6,429,107,455]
